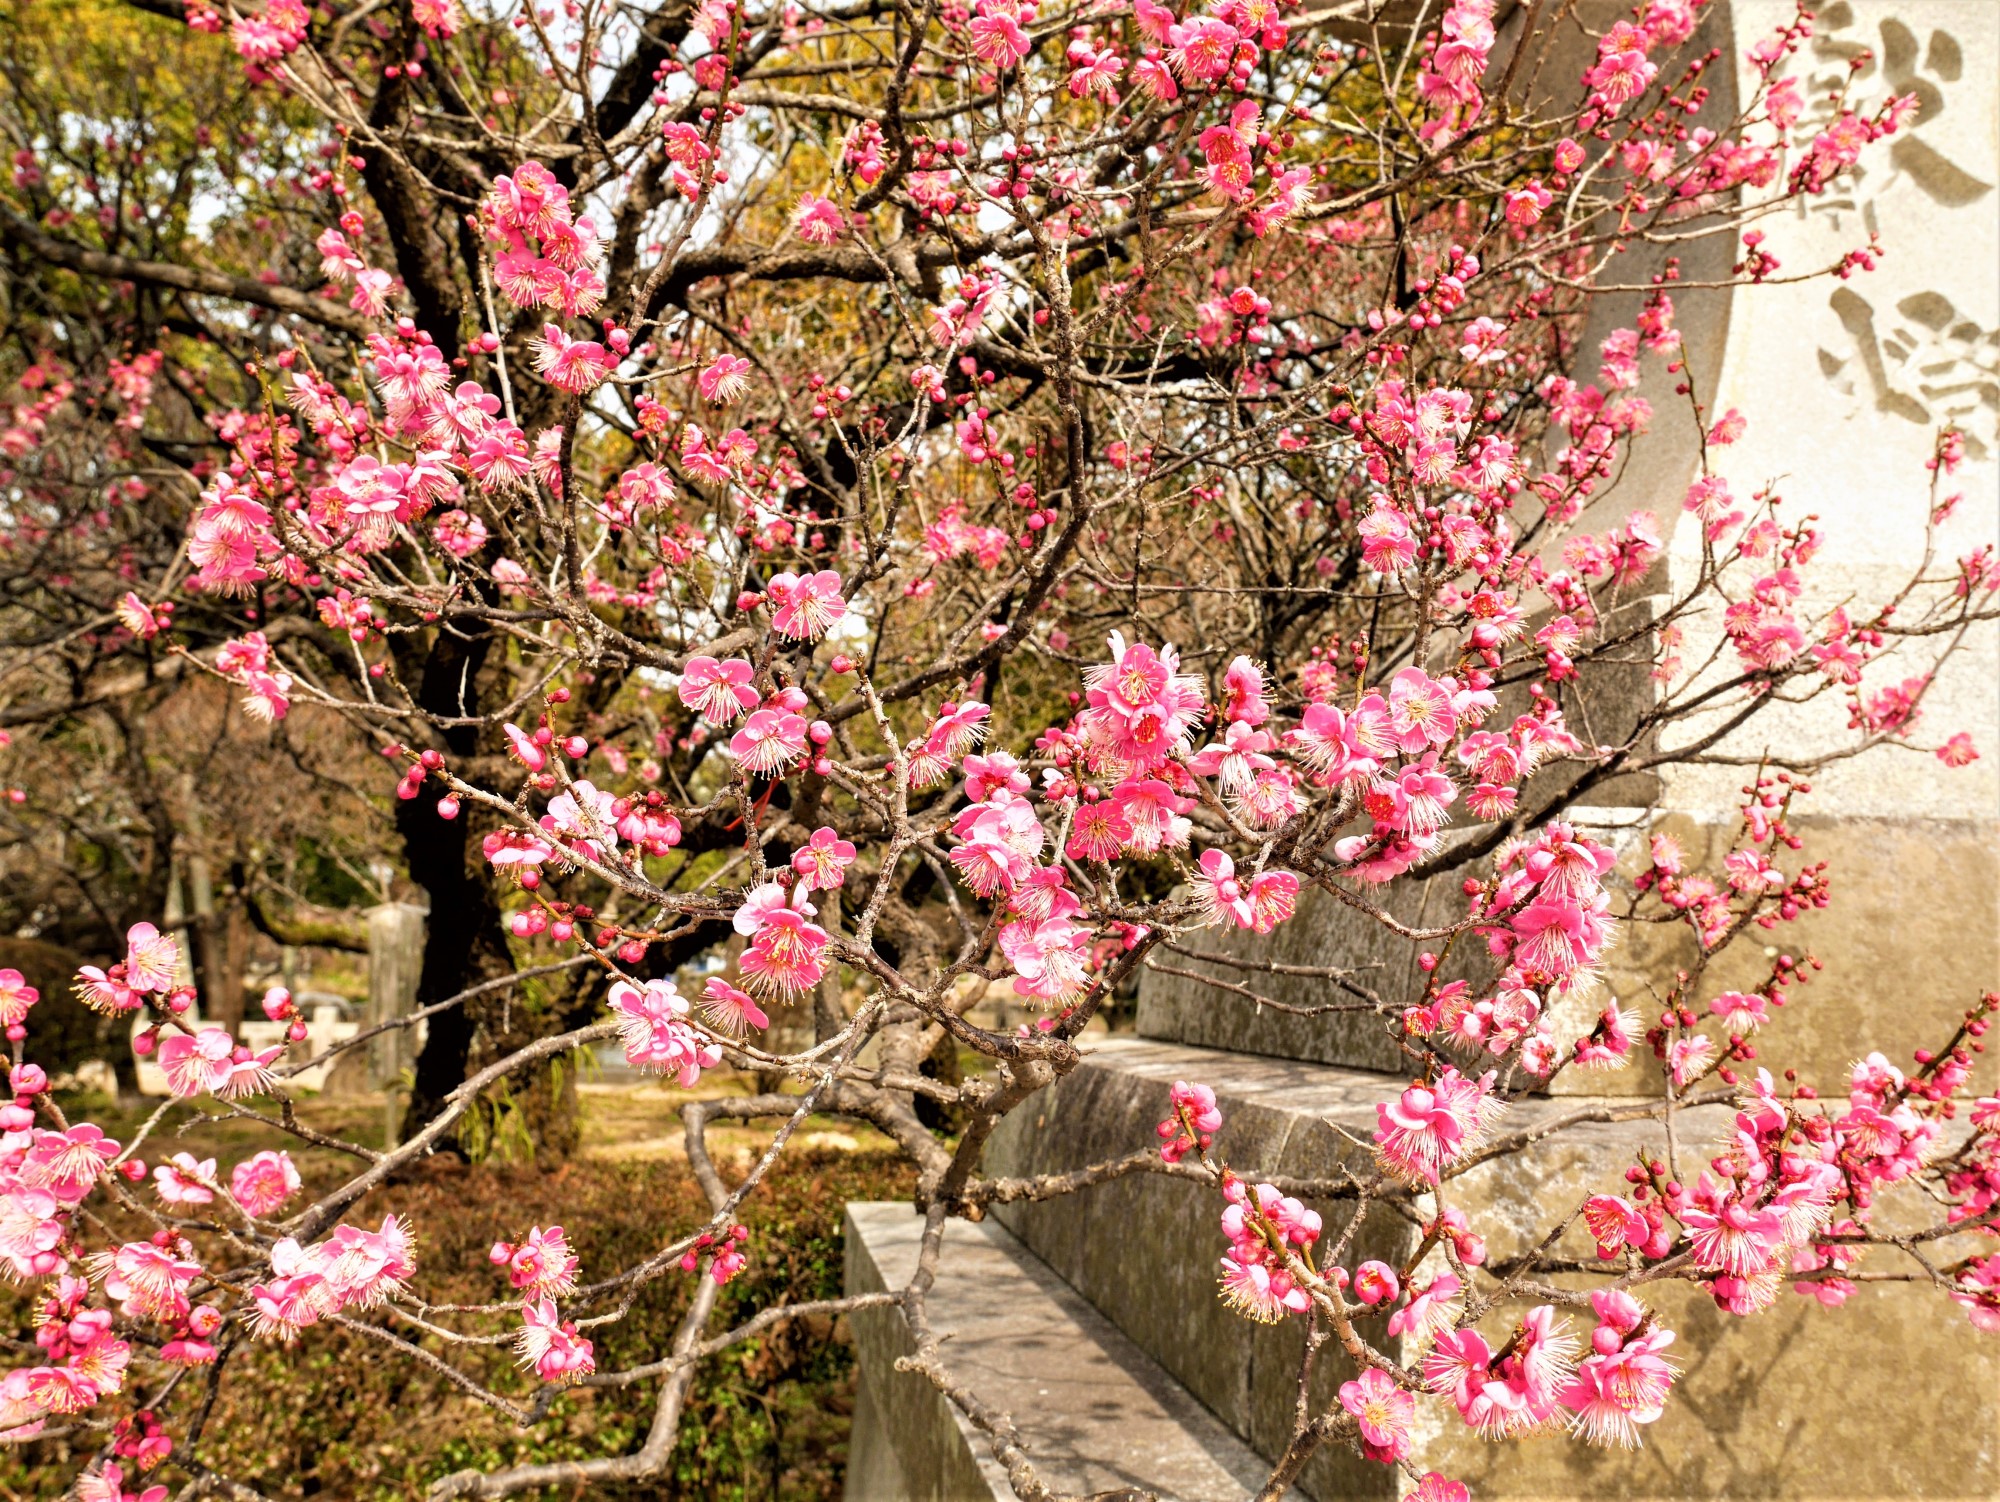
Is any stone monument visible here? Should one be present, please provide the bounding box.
[847,4,2000,1496]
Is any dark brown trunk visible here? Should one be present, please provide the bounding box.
[397,623,519,1150]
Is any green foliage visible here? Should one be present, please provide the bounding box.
[0,1145,912,1500]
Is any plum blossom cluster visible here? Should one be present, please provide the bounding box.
[481,163,607,324]
[609,979,724,1084]
[248,1216,416,1342]
[492,1227,595,1383]
[1215,1175,1321,1324]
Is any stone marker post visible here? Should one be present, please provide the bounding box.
[366,902,427,1147]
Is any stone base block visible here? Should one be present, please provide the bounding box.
[844,1201,1286,1501]
[1136,811,1999,1105]
[1579,813,2000,1099]
[982,1037,2000,1500]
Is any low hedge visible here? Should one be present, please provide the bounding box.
[1,1141,915,1501]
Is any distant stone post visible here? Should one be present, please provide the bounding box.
[366,903,427,1147]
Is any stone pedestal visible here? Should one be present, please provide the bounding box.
[979,1040,2000,1500]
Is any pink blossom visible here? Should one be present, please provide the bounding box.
[1562,1313,1676,1446]
[1374,1067,1499,1185]
[679,656,759,725]
[529,325,614,392]
[491,1226,580,1300]
[1217,1255,1311,1322]
[1680,1198,1784,1276]
[541,780,620,862]
[1339,1368,1414,1463]
[699,978,769,1035]
[1167,16,1237,81]
[152,1154,216,1207]
[729,709,810,775]
[793,194,846,244]
[1079,632,1206,772]
[737,887,831,998]
[968,0,1032,67]
[158,1029,281,1100]
[698,354,754,404]
[1582,1194,1648,1259]
[88,1241,201,1323]
[1157,1080,1221,1162]
[19,1124,119,1204]
[1937,732,1979,767]
[1389,1273,1463,1343]
[999,917,1090,1004]
[1189,720,1274,795]
[517,1296,595,1383]
[0,968,40,1029]
[791,826,857,891]
[609,979,722,1084]
[1352,1260,1399,1306]
[348,268,395,317]
[230,1151,301,1217]
[123,923,179,993]
[1359,503,1417,574]
[766,569,848,640]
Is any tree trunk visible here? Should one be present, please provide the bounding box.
[394,625,552,1153]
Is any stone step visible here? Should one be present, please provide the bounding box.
[981,1035,1999,1501]
[844,1201,1293,1501]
